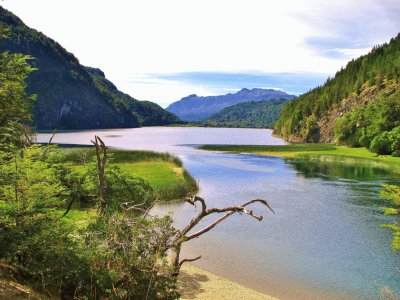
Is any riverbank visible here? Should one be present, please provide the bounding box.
[60,147,198,201]
[178,264,277,300]
[198,144,400,174]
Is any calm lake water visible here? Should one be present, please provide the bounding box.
[37,127,400,300]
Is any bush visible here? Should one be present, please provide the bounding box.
[84,214,179,299]
[370,131,393,155]
[334,93,400,155]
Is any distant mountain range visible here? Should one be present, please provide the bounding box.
[202,98,289,128]
[166,88,296,121]
[0,7,180,129]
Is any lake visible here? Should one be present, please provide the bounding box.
[37,127,400,299]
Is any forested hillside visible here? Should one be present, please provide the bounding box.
[0,7,180,129]
[203,98,289,128]
[275,33,400,156]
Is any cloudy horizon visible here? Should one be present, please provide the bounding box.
[2,0,399,107]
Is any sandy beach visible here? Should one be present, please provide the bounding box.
[178,264,278,300]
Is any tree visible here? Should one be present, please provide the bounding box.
[0,25,36,150]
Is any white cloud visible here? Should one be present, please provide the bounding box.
[1,0,398,105]
[116,74,220,107]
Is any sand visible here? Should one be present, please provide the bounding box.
[178,264,278,300]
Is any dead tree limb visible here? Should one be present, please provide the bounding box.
[41,128,57,157]
[92,135,107,215]
[170,195,274,274]
[179,255,202,267]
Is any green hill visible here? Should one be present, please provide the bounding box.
[275,33,400,156]
[0,7,180,129]
[202,98,289,128]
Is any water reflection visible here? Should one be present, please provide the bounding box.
[286,155,393,181]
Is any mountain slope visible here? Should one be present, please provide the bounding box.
[86,67,181,126]
[166,88,295,121]
[0,7,180,129]
[274,33,400,155]
[202,98,289,128]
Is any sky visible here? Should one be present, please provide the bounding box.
[2,0,400,107]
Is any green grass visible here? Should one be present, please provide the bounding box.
[198,143,400,174]
[199,144,336,153]
[117,162,197,201]
[61,147,198,201]
[59,209,98,228]
[59,147,182,166]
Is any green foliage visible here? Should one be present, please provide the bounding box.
[85,213,178,299]
[0,146,89,295]
[0,145,181,298]
[303,114,319,142]
[275,33,400,142]
[0,49,36,149]
[90,163,154,212]
[334,93,400,155]
[202,98,289,128]
[380,184,400,251]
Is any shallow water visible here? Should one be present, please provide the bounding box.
[37,127,400,299]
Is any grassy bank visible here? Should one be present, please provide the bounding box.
[198,144,400,174]
[60,147,198,201]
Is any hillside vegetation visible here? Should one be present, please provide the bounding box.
[202,98,289,128]
[0,7,180,129]
[275,33,400,156]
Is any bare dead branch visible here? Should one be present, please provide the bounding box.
[185,211,235,241]
[206,199,275,216]
[61,198,75,218]
[92,135,107,215]
[47,128,57,146]
[41,128,57,157]
[180,197,274,241]
[179,255,202,267]
[171,196,274,273]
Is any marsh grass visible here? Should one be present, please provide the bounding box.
[59,147,182,166]
[198,143,400,174]
[59,147,197,201]
[154,169,198,201]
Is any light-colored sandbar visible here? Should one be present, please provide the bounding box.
[178,264,278,300]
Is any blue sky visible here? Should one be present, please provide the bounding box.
[139,72,328,96]
[2,0,400,107]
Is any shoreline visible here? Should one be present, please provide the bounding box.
[178,264,278,300]
[197,144,400,174]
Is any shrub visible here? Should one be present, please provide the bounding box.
[370,131,393,155]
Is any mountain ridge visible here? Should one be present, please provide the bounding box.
[166,88,295,121]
